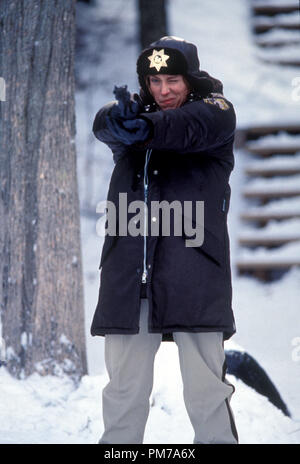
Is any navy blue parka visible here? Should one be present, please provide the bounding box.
[91,37,237,341]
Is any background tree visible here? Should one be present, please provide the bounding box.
[0,0,87,382]
[137,0,168,50]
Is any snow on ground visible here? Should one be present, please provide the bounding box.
[230,267,300,421]
[1,0,300,445]
[1,352,300,444]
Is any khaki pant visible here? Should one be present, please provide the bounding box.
[98,298,238,444]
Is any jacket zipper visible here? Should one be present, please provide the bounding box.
[142,148,152,283]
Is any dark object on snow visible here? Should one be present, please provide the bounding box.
[225,350,291,417]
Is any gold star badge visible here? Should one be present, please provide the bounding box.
[148,49,170,72]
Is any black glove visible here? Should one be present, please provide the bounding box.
[110,85,141,121]
[106,85,150,145]
[106,115,150,146]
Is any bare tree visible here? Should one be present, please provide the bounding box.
[0,0,87,382]
[137,0,168,50]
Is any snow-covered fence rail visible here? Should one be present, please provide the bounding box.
[234,122,300,280]
[250,0,300,67]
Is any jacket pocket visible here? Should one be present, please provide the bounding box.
[182,216,224,267]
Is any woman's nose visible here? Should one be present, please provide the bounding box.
[160,82,170,96]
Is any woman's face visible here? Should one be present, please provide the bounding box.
[148,74,190,110]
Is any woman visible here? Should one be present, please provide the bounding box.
[91,36,238,445]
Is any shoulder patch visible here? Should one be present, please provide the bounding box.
[203,96,230,111]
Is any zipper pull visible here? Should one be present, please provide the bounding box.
[142,270,147,283]
[222,198,226,212]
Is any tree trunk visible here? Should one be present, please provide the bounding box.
[137,0,168,50]
[0,0,87,382]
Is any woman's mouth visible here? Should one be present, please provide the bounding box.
[160,99,174,106]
